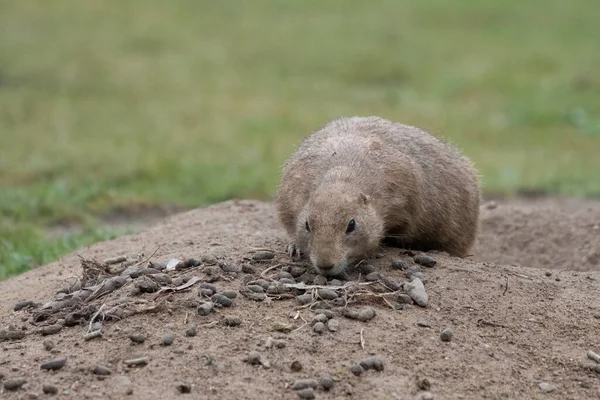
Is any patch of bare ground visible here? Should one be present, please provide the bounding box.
[1,198,599,399]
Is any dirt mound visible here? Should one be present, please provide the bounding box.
[1,199,599,400]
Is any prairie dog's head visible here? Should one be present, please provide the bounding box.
[296,184,384,277]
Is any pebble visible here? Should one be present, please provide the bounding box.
[341,308,360,320]
[312,314,329,324]
[242,263,256,274]
[42,384,58,394]
[420,392,434,400]
[150,273,172,285]
[162,333,175,346]
[327,319,340,332]
[248,279,270,290]
[185,327,197,337]
[14,300,35,312]
[246,284,265,293]
[296,294,313,305]
[545,271,552,277]
[313,275,328,286]
[198,302,215,316]
[397,294,413,304]
[176,383,192,393]
[317,288,338,300]
[349,364,364,376]
[245,351,262,365]
[291,360,303,372]
[539,382,555,392]
[313,322,326,334]
[391,259,408,270]
[91,322,102,332]
[221,290,238,299]
[405,278,428,307]
[277,271,294,281]
[129,333,147,344]
[40,324,63,336]
[359,356,384,371]
[313,309,335,319]
[199,282,217,293]
[357,307,376,322]
[220,261,242,273]
[171,277,184,287]
[223,316,242,327]
[240,289,267,301]
[40,358,67,371]
[43,341,54,351]
[211,294,233,307]
[199,288,214,297]
[440,327,453,342]
[366,272,380,281]
[93,365,112,376]
[290,267,307,278]
[293,379,319,390]
[201,254,218,265]
[380,276,402,291]
[329,279,343,286]
[319,374,334,391]
[279,278,296,285]
[4,378,26,391]
[414,255,437,268]
[417,377,431,390]
[148,261,166,270]
[358,264,376,274]
[252,251,275,261]
[296,388,315,399]
[417,320,431,328]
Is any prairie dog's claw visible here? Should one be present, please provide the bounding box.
[285,243,302,260]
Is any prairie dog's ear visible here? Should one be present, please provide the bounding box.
[359,192,369,205]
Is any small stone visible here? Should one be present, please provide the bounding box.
[276,271,294,280]
[545,271,552,277]
[135,276,159,293]
[380,276,402,291]
[417,377,431,391]
[313,275,327,286]
[539,382,555,392]
[313,322,326,334]
[291,360,303,372]
[148,261,166,270]
[290,267,306,277]
[329,279,342,286]
[42,383,58,394]
[162,333,175,346]
[340,308,360,320]
[360,356,384,371]
[417,320,431,328]
[197,302,214,316]
[358,264,376,274]
[246,285,265,293]
[252,251,275,261]
[327,319,340,332]
[317,288,338,300]
[40,324,62,336]
[405,278,428,307]
[14,300,35,312]
[296,293,313,305]
[176,383,192,393]
[319,374,334,391]
[198,288,214,298]
[391,260,408,270]
[245,351,262,365]
[239,288,267,301]
[93,365,112,376]
[313,309,335,319]
[405,265,421,277]
[414,255,437,268]
[440,327,453,342]
[296,388,315,399]
[366,272,380,281]
[397,294,413,304]
[150,273,172,285]
[273,322,293,333]
[211,293,233,307]
[199,282,217,292]
[349,364,364,376]
[279,278,296,285]
[221,290,237,299]
[312,314,328,324]
[357,307,376,322]
[293,379,319,390]
[185,327,197,337]
[247,279,270,290]
[223,316,242,327]
[242,263,256,274]
[4,378,26,391]
[91,322,102,332]
[40,358,67,371]
[420,392,434,400]
[129,333,147,344]
[43,340,54,351]
[200,254,218,265]
[274,340,287,349]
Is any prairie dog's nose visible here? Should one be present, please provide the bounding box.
[317,263,335,271]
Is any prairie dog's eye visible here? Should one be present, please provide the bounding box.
[346,219,356,233]
[305,220,310,232]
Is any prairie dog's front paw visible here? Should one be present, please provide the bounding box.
[285,243,302,260]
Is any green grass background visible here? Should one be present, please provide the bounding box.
[1,0,599,279]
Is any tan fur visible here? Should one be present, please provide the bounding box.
[275,116,481,276]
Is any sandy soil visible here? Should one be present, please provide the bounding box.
[1,198,599,400]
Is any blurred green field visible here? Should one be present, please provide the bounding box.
[1,0,599,279]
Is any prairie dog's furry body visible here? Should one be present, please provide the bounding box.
[275,116,481,276]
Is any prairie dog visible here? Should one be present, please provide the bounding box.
[275,116,481,276]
